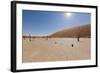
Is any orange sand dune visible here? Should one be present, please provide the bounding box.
[50,24,90,38]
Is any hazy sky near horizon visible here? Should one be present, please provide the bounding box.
[22,10,91,36]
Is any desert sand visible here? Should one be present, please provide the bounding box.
[22,38,91,63]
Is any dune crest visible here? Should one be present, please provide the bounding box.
[50,24,91,38]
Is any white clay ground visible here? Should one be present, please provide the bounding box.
[22,38,91,63]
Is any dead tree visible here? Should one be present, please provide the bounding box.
[77,36,80,42]
[29,34,31,41]
[23,36,25,40]
[77,27,81,42]
[46,36,49,40]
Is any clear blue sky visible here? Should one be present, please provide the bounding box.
[22,10,91,36]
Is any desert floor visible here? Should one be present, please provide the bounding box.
[22,38,91,63]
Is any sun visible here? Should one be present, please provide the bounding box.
[65,12,72,17]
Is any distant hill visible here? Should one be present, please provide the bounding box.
[50,24,91,38]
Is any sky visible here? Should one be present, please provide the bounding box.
[22,10,91,36]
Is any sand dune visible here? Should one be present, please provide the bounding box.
[50,24,91,38]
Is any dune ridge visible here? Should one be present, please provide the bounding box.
[50,24,91,38]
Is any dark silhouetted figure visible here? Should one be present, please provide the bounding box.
[72,44,74,47]
[77,36,80,42]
